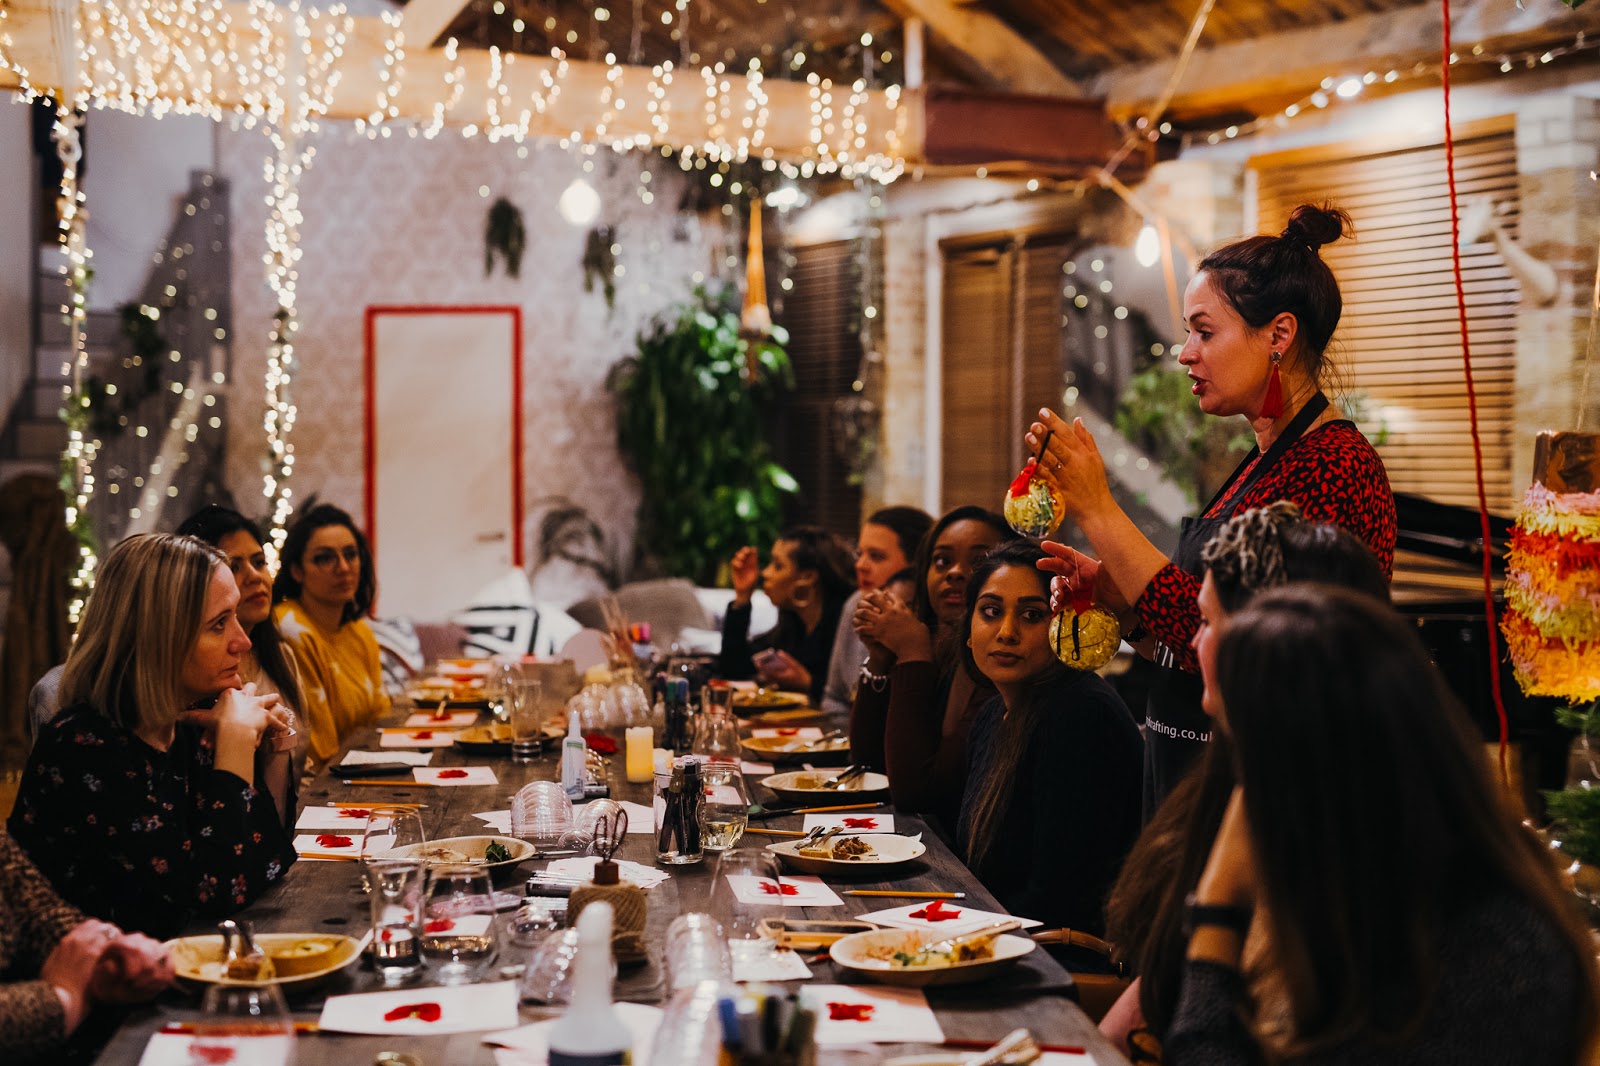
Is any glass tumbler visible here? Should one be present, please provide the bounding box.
[421,864,499,985]
[697,764,749,852]
[188,981,295,1065]
[509,678,545,764]
[368,858,427,986]
[662,913,733,992]
[358,806,426,895]
[709,849,786,963]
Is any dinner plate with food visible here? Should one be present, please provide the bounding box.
[383,835,535,881]
[759,769,891,805]
[765,832,925,876]
[166,933,365,989]
[729,688,810,714]
[451,721,564,753]
[828,925,1036,988]
[741,732,850,766]
[403,679,491,710]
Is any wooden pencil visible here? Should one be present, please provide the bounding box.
[296,852,361,862]
[790,802,884,814]
[742,827,807,837]
[342,779,438,788]
[841,890,966,899]
[328,801,427,809]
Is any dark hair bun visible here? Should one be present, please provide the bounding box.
[1281,203,1352,252]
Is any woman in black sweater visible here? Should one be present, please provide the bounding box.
[954,540,1143,938]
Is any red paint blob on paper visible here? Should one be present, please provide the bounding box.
[340,809,371,819]
[909,899,962,922]
[437,769,469,779]
[423,918,455,933]
[776,728,799,736]
[412,731,434,739]
[758,880,799,896]
[187,1045,238,1064]
[827,1002,875,1022]
[842,817,878,829]
[383,1002,443,1023]
[314,834,353,849]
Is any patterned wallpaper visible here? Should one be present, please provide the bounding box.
[215,128,723,582]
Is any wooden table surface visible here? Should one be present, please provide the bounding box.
[93,707,1133,1065]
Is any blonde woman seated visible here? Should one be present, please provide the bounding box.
[272,504,391,766]
[0,827,172,1064]
[7,534,297,940]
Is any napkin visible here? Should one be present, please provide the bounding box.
[800,984,944,1045]
[138,1031,294,1065]
[484,1002,663,1063]
[405,710,480,728]
[801,813,894,832]
[740,760,776,775]
[340,749,434,766]
[381,730,458,749]
[474,810,513,834]
[617,800,655,832]
[297,806,393,830]
[414,766,498,786]
[861,901,1042,937]
[544,856,670,889]
[318,981,519,1035]
[730,942,814,982]
[724,873,843,907]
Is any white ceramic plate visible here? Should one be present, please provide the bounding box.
[166,933,363,989]
[384,835,536,880]
[765,834,926,876]
[828,928,1036,987]
[741,735,851,765]
[760,770,891,805]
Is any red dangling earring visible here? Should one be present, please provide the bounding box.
[1261,351,1285,419]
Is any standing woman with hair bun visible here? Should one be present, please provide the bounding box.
[1028,203,1397,816]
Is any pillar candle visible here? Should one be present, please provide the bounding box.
[625,727,655,783]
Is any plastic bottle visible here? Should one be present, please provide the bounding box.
[561,714,587,799]
[547,902,629,1066]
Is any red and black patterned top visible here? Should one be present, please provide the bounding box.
[1135,421,1396,673]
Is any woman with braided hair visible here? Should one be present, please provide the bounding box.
[1098,501,1389,1060]
[1028,203,1396,816]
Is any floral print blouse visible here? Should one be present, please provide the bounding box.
[7,705,297,941]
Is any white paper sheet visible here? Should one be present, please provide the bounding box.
[317,980,519,1035]
[724,873,842,907]
[414,766,498,786]
[338,749,435,766]
[860,901,1042,937]
[380,730,459,748]
[801,813,894,832]
[800,984,945,1045]
[405,710,481,728]
[138,1031,294,1065]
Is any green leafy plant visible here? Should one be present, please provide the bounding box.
[1545,701,1600,866]
[607,288,797,584]
[484,197,527,279]
[1115,362,1254,506]
[584,225,617,309]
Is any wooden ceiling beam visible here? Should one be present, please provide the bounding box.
[402,0,473,51]
[1094,0,1600,122]
[0,0,911,162]
[879,0,1083,98]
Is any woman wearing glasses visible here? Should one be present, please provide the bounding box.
[273,504,390,766]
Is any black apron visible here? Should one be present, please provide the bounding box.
[1140,392,1331,819]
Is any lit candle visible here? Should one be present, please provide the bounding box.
[625,727,655,783]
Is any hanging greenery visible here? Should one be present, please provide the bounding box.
[1545,702,1600,868]
[607,287,796,584]
[583,225,617,309]
[484,196,527,278]
[82,303,167,437]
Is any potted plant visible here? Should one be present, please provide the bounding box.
[607,288,798,585]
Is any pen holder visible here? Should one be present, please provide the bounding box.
[715,987,816,1066]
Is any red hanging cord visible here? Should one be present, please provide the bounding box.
[1440,0,1512,783]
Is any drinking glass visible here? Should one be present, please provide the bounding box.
[488,660,519,723]
[519,927,616,1004]
[662,913,733,992]
[697,764,749,852]
[368,858,427,987]
[689,705,741,764]
[421,864,500,985]
[188,982,295,1065]
[709,849,786,961]
[509,678,545,763]
[358,806,427,893]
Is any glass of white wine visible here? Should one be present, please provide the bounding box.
[421,864,499,985]
[698,764,749,853]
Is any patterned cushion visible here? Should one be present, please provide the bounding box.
[450,568,582,658]
[369,615,424,694]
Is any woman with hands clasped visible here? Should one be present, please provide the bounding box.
[1028,204,1395,814]
[1164,585,1597,1066]
[8,534,297,941]
[717,526,856,706]
[0,828,173,1064]
[848,506,1015,831]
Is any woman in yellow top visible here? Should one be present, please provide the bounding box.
[272,504,390,765]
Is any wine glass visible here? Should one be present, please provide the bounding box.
[697,765,749,852]
[421,864,499,984]
[709,849,786,963]
[187,981,294,1065]
[359,806,427,893]
[488,660,520,723]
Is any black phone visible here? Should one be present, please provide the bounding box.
[329,761,412,778]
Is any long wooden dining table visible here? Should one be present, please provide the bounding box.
[92,703,1133,1065]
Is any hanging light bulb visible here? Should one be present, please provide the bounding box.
[558,178,602,226]
[1134,223,1161,268]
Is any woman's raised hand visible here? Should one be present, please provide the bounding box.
[729,546,760,606]
[855,590,931,664]
[1026,410,1116,525]
[1038,541,1132,616]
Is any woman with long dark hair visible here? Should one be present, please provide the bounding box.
[848,506,1014,830]
[1030,204,1396,816]
[1168,585,1599,1065]
[1100,502,1390,1055]
[954,540,1142,934]
[717,526,856,706]
[272,504,389,766]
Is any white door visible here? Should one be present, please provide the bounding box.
[364,306,523,621]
